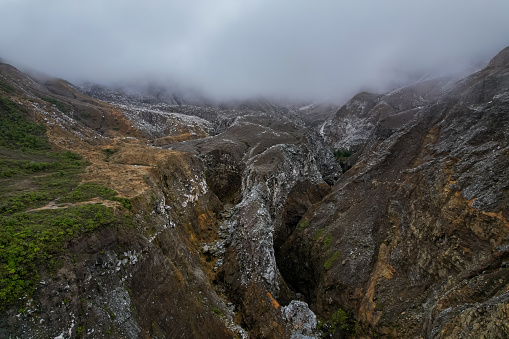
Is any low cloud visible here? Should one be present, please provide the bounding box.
[1,0,508,102]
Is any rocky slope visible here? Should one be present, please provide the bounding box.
[279,47,509,338]
[0,47,508,338]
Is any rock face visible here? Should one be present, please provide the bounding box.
[278,46,509,338]
[0,47,508,339]
[320,76,457,153]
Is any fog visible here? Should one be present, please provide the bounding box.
[1,0,508,102]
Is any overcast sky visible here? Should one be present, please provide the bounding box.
[1,0,508,101]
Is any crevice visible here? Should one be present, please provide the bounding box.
[274,180,330,305]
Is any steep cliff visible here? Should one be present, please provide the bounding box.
[278,46,509,338]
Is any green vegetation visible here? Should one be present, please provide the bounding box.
[0,204,123,306]
[323,234,333,248]
[60,182,118,203]
[0,152,87,214]
[298,219,309,231]
[212,307,222,315]
[0,80,15,93]
[1,151,84,178]
[333,149,353,158]
[0,97,48,150]
[80,111,91,119]
[38,96,69,113]
[315,229,324,240]
[76,325,85,335]
[317,308,358,337]
[324,251,339,270]
[102,148,119,162]
[333,149,354,171]
[0,94,133,309]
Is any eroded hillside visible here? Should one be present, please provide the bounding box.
[0,47,508,338]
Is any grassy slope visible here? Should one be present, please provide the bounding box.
[0,96,131,307]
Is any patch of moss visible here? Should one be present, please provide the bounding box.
[80,111,91,119]
[317,308,358,337]
[375,300,384,311]
[323,234,332,248]
[298,219,309,231]
[324,251,339,270]
[76,325,85,335]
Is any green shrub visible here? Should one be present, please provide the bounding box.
[112,197,133,211]
[61,182,118,203]
[333,149,354,171]
[0,97,48,150]
[0,95,134,311]
[0,80,15,93]
[102,148,119,161]
[38,96,69,113]
[0,151,87,215]
[0,204,125,308]
[333,149,353,159]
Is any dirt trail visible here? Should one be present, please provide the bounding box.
[27,197,121,212]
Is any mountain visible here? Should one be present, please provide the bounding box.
[0,47,508,338]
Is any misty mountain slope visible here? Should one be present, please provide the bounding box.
[1,60,340,338]
[0,47,508,339]
[277,47,509,338]
[81,82,340,139]
[320,75,459,154]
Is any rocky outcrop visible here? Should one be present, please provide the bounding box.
[320,76,457,155]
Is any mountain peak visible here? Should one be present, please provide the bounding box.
[487,46,509,68]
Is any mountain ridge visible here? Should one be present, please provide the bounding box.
[0,47,508,338]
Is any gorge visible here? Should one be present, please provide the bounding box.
[0,47,508,338]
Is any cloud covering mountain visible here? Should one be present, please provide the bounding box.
[1,0,508,101]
